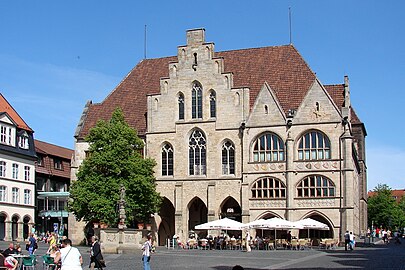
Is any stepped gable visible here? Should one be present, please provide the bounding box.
[0,93,33,131]
[77,45,360,139]
[324,84,362,124]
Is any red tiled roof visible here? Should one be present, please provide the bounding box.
[368,189,405,203]
[0,93,33,131]
[324,84,362,124]
[35,139,73,160]
[35,139,73,179]
[217,45,315,113]
[76,45,361,139]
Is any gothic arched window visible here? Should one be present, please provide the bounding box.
[252,133,285,162]
[162,143,174,176]
[189,129,206,175]
[178,93,185,120]
[298,131,331,160]
[192,82,203,119]
[222,140,235,175]
[209,90,216,118]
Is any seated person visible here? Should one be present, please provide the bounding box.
[48,244,60,258]
[2,243,17,257]
[4,255,18,270]
[14,244,21,254]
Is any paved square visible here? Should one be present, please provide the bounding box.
[2,240,405,269]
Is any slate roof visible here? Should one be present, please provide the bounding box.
[76,45,363,139]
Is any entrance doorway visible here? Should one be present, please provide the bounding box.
[158,197,175,246]
[188,197,207,238]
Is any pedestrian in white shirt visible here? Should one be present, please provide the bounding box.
[54,238,83,270]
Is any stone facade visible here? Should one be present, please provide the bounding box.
[71,29,367,245]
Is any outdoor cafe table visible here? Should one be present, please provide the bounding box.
[11,254,30,269]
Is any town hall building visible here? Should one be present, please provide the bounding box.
[70,29,367,245]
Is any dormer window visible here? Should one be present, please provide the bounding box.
[0,125,13,146]
[18,133,29,149]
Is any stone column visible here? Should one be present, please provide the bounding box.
[285,132,294,220]
[4,221,12,241]
[207,182,216,222]
[340,128,354,240]
[241,180,250,224]
[17,222,24,241]
[174,182,184,240]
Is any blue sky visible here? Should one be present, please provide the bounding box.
[0,1,404,190]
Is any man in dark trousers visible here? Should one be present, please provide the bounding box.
[90,236,104,270]
[344,230,350,251]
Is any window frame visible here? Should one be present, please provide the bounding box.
[221,140,235,175]
[189,129,206,176]
[12,163,19,179]
[161,143,174,176]
[209,90,216,118]
[191,82,203,119]
[297,175,336,198]
[24,189,31,205]
[298,130,331,161]
[251,177,286,199]
[24,166,30,181]
[12,187,19,203]
[178,93,185,120]
[252,132,285,162]
[0,185,6,202]
[0,161,6,177]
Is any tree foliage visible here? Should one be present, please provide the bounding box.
[68,107,161,226]
[368,184,405,229]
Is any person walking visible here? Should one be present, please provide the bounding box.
[28,233,37,255]
[245,231,251,252]
[90,236,105,270]
[349,232,355,250]
[54,238,83,270]
[344,230,350,251]
[142,234,153,270]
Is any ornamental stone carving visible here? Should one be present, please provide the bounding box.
[295,161,338,171]
[250,200,286,209]
[296,198,336,207]
[252,163,285,172]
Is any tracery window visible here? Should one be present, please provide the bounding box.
[189,129,206,175]
[178,93,185,120]
[222,140,235,175]
[251,177,286,198]
[162,143,174,176]
[297,175,335,197]
[253,133,284,162]
[192,82,203,119]
[210,91,216,118]
[298,131,331,160]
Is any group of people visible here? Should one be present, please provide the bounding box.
[0,235,105,270]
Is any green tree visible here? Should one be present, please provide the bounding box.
[68,107,161,226]
[368,184,405,229]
